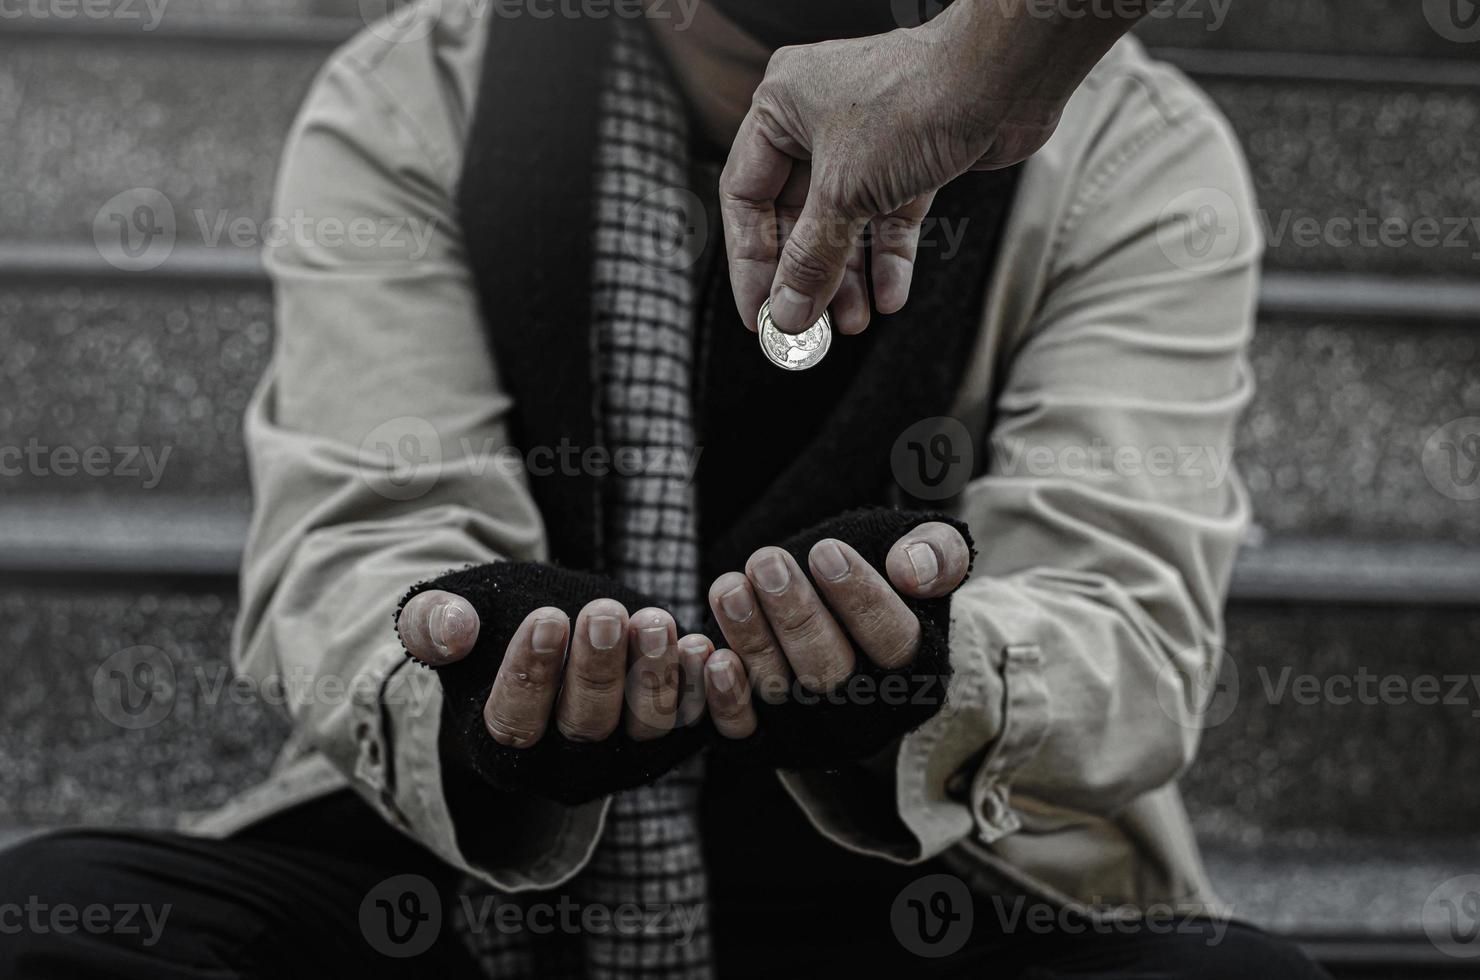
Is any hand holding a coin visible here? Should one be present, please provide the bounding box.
[721,0,1144,336]
[702,521,972,736]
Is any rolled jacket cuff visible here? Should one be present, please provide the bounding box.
[778,576,1050,864]
[371,650,611,891]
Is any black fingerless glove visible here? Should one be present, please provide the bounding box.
[397,563,705,806]
[709,508,971,771]
[396,508,973,806]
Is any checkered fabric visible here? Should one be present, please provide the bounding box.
[457,19,713,980]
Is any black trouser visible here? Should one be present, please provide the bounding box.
[0,783,1328,979]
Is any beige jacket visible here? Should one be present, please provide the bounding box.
[189,4,1262,920]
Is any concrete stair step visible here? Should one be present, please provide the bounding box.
[1242,317,1480,547]
[0,559,1474,830]
[0,581,283,830]
[0,279,271,501]
[0,35,322,247]
[1204,834,1480,974]
[6,30,1480,279]
[1183,601,1480,840]
[5,275,1477,543]
[1199,76,1480,279]
[1135,0,1477,58]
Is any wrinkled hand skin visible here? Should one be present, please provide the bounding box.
[397,510,975,803]
[721,0,1137,336]
[396,563,707,806]
[702,510,974,770]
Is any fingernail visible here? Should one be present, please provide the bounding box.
[770,284,812,334]
[752,553,790,594]
[719,587,754,623]
[707,658,737,694]
[638,625,669,658]
[531,618,565,655]
[429,602,465,657]
[680,636,710,658]
[906,543,940,587]
[588,615,622,651]
[812,540,849,581]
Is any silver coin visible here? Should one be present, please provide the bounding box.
[757,299,832,371]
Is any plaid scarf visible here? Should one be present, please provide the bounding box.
[453,19,712,980]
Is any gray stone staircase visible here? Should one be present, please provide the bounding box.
[2,2,1478,974]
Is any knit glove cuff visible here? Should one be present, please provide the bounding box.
[710,508,970,771]
[396,563,704,806]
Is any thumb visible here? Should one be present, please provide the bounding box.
[398,589,481,666]
[885,523,972,599]
[767,189,867,334]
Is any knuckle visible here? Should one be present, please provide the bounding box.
[779,236,835,289]
[556,712,617,744]
[876,620,922,669]
[485,713,542,749]
[774,601,830,644]
[733,632,781,667]
[763,44,798,74]
[713,697,748,723]
[569,663,625,698]
[798,658,853,694]
[629,659,679,697]
[650,683,680,715]
[849,599,897,644]
[503,656,559,691]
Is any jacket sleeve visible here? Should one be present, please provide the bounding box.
[782,68,1262,862]
[233,39,607,891]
